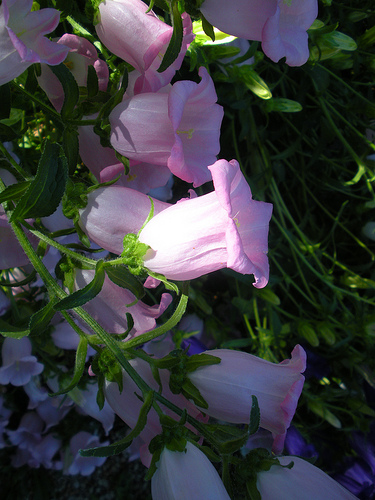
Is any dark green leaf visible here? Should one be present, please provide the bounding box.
[205,423,250,454]
[185,352,221,373]
[249,395,260,436]
[158,1,183,73]
[10,142,68,222]
[54,260,106,311]
[200,13,215,42]
[0,319,29,339]
[0,181,31,204]
[49,336,88,396]
[29,300,57,336]
[63,126,79,175]
[87,65,99,98]
[50,63,79,120]
[106,265,145,299]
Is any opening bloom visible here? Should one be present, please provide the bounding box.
[0,0,69,85]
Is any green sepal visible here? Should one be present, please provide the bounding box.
[80,391,154,457]
[29,299,57,336]
[205,423,251,454]
[54,260,105,311]
[200,13,215,42]
[50,63,79,120]
[180,376,208,408]
[10,142,68,222]
[62,180,88,220]
[98,348,124,389]
[105,265,145,300]
[63,126,79,175]
[185,352,221,373]
[87,64,99,98]
[158,1,183,73]
[49,336,88,396]
[0,319,29,339]
[121,233,150,275]
[249,395,260,436]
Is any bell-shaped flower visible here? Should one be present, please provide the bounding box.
[74,269,172,336]
[0,0,69,85]
[256,455,358,499]
[79,185,170,254]
[95,0,193,94]
[188,345,306,454]
[139,159,272,287]
[78,118,171,193]
[0,337,44,387]
[109,67,224,186]
[37,34,109,112]
[200,0,318,67]
[151,441,230,500]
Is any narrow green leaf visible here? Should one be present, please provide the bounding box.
[185,353,221,373]
[105,265,145,299]
[10,142,68,222]
[29,300,57,336]
[157,1,183,73]
[200,13,215,42]
[0,181,31,204]
[87,65,99,98]
[63,126,79,175]
[80,391,154,457]
[205,423,250,454]
[49,336,88,396]
[181,377,208,408]
[50,63,79,120]
[0,319,29,339]
[54,260,106,311]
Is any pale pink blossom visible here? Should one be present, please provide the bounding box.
[200,0,318,66]
[188,345,306,454]
[109,67,224,186]
[95,0,193,93]
[79,185,170,254]
[139,159,272,286]
[37,34,109,112]
[151,441,230,500]
[74,269,172,336]
[0,0,69,85]
[256,455,358,499]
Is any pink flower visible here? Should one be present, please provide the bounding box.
[0,0,69,85]
[188,345,306,454]
[37,34,109,112]
[79,185,170,254]
[74,269,172,336]
[200,0,318,67]
[95,0,194,93]
[0,337,44,387]
[78,118,172,193]
[139,159,272,287]
[109,67,224,186]
[151,441,230,500]
[256,455,358,499]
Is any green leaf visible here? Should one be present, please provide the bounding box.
[29,300,57,336]
[105,265,145,299]
[200,13,215,42]
[181,377,208,408]
[87,65,99,98]
[205,423,250,454]
[308,400,342,428]
[50,63,79,120]
[185,352,221,373]
[249,395,260,436]
[239,67,272,100]
[80,391,154,457]
[63,126,79,175]
[298,321,319,347]
[0,181,31,204]
[54,260,105,311]
[49,336,88,396]
[157,1,183,73]
[0,319,29,339]
[264,98,302,113]
[10,142,68,222]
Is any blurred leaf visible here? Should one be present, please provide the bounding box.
[264,98,302,113]
[298,321,319,347]
[308,400,342,428]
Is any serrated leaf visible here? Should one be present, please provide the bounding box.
[105,265,145,300]
[80,391,154,457]
[54,260,105,311]
[49,336,88,396]
[29,300,57,336]
[50,63,79,120]
[10,142,68,222]
[158,1,183,73]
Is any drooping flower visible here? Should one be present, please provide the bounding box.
[139,159,272,287]
[151,441,230,500]
[95,0,194,93]
[37,34,109,112]
[0,0,69,85]
[109,67,224,186]
[188,345,306,454]
[256,455,358,499]
[200,0,318,67]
